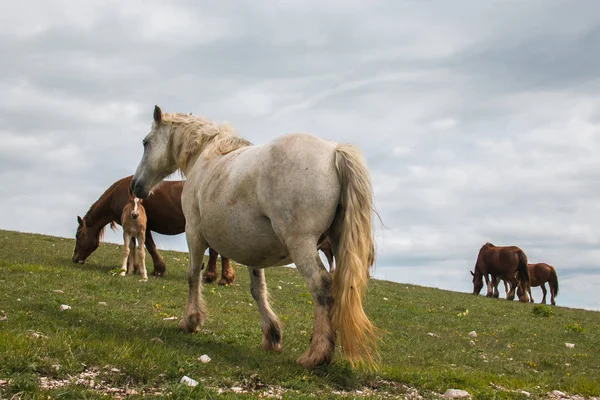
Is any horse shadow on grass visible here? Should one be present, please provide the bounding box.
[24,302,366,390]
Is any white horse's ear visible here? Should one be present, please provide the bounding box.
[154,105,162,124]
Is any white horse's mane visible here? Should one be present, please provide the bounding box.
[162,112,252,174]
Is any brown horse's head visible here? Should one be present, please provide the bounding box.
[72,216,101,264]
[127,196,143,221]
[471,269,484,295]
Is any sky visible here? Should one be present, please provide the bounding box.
[1,0,600,311]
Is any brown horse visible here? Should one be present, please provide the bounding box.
[120,195,148,280]
[515,263,559,305]
[471,242,530,302]
[493,263,560,305]
[73,175,235,284]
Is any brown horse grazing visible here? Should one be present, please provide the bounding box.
[120,196,148,280]
[471,242,530,302]
[73,175,235,284]
[515,263,559,305]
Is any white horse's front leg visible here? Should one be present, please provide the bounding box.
[120,233,131,277]
[248,267,282,352]
[178,230,208,333]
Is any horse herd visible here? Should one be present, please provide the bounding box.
[71,105,558,371]
[470,242,559,306]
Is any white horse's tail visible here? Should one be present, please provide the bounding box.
[331,144,379,370]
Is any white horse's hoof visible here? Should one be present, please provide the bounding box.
[119,271,126,277]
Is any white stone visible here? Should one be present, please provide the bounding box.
[468,331,477,338]
[199,354,211,363]
[468,340,476,346]
[565,343,575,349]
[552,390,565,397]
[59,304,71,311]
[53,290,64,294]
[443,388,471,398]
[180,376,198,387]
[231,386,244,393]
[520,390,530,397]
[98,302,107,306]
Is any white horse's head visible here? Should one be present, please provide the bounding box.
[131,105,177,199]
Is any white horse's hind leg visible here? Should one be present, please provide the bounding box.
[289,239,335,369]
[178,230,208,333]
[248,267,282,352]
[120,233,131,277]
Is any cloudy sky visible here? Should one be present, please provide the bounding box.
[2,0,600,310]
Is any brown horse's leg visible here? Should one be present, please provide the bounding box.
[318,239,335,274]
[248,267,282,352]
[490,275,500,298]
[325,247,335,274]
[138,231,148,281]
[540,283,547,304]
[484,274,493,297]
[202,248,219,284]
[506,277,517,301]
[130,237,139,274]
[145,230,167,277]
[120,233,131,277]
[218,256,236,286]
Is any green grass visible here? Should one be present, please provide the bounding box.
[0,229,599,399]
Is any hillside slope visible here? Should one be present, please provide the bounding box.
[0,229,599,399]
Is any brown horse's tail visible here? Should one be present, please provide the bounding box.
[331,144,379,370]
[517,250,529,291]
[549,266,559,297]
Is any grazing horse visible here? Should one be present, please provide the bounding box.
[515,263,559,305]
[120,196,148,280]
[73,175,235,284]
[131,106,378,370]
[471,242,530,302]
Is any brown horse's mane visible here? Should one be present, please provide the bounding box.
[80,221,117,241]
[81,179,121,240]
[162,112,252,174]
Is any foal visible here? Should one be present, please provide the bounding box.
[120,195,148,281]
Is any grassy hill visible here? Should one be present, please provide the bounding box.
[0,229,599,399]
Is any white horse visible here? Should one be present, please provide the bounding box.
[131,106,378,369]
